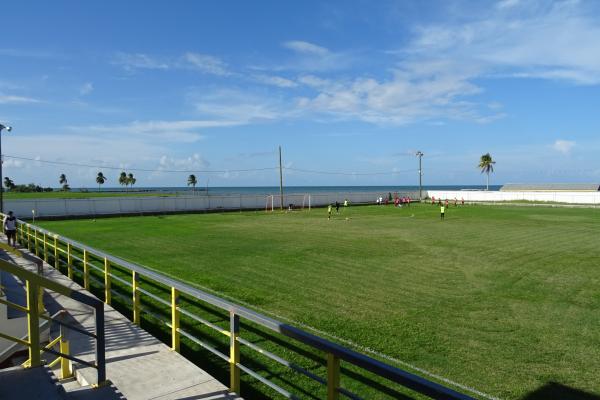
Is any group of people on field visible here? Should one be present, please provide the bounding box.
[325,195,468,220]
[327,199,349,220]
[431,196,465,220]
[376,193,412,207]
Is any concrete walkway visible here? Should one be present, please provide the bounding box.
[0,246,240,400]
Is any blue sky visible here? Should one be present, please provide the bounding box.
[1,0,600,188]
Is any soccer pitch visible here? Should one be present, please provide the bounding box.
[38,204,600,399]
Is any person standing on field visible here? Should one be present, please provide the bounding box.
[335,201,340,213]
[440,205,445,220]
[344,199,348,208]
[328,204,332,220]
[3,211,17,248]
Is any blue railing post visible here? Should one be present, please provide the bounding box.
[95,304,106,384]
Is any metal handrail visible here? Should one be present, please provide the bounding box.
[0,257,106,384]
[13,216,475,399]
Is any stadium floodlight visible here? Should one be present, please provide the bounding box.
[415,151,424,202]
[0,123,14,213]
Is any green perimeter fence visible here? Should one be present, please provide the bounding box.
[9,215,476,400]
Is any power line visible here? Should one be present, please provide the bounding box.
[3,155,279,174]
[4,154,417,177]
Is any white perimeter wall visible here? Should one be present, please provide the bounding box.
[427,190,600,205]
[5,191,417,218]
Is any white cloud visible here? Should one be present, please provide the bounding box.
[298,75,331,88]
[0,94,41,104]
[112,52,170,70]
[278,41,355,72]
[194,89,293,122]
[279,0,596,126]
[496,0,521,9]
[253,74,298,88]
[183,53,230,76]
[158,153,209,170]
[295,65,495,125]
[407,1,600,85]
[552,139,576,155]
[67,119,242,143]
[283,41,330,56]
[79,82,94,96]
[2,158,24,168]
[113,51,231,76]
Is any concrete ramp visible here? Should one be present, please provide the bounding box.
[0,247,241,400]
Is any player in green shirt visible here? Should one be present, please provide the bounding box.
[440,205,445,220]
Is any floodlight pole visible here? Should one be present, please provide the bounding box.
[416,151,424,202]
[278,146,284,210]
[0,123,13,213]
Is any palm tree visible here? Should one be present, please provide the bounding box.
[127,173,136,190]
[119,171,128,191]
[187,174,197,192]
[96,172,107,192]
[478,153,496,191]
[59,174,68,191]
[4,177,14,190]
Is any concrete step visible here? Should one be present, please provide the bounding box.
[0,365,62,400]
[62,383,124,400]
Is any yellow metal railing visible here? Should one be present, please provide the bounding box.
[22,326,72,379]
[11,216,474,400]
[0,256,106,384]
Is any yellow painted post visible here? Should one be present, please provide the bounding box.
[132,271,140,325]
[38,285,44,314]
[171,287,180,352]
[83,250,90,290]
[60,339,72,379]
[26,281,41,368]
[58,318,73,379]
[229,312,240,393]
[327,353,340,400]
[27,224,31,250]
[67,243,73,279]
[34,229,39,256]
[54,236,59,270]
[104,257,111,305]
[43,232,48,262]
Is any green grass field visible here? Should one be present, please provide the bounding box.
[38,204,600,399]
[4,191,177,199]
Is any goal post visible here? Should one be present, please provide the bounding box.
[301,194,311,211]
[265,195,274,212]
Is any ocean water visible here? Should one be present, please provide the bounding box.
[73,185,502,195]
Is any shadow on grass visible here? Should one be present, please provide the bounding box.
[522,382,600,400]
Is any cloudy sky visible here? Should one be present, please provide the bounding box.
[1,0,599,188]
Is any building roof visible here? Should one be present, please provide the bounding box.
[500,183,600,192]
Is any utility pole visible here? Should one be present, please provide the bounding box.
[0,123,14,213]
[416,151,424,202]
[279,146,284,210]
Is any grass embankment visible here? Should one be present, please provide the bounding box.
[38,204,600,399]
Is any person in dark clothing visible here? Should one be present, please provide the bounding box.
[3,211,17,248]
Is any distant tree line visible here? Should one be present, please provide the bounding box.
[2,178,53,193]
[4,171,203,193]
